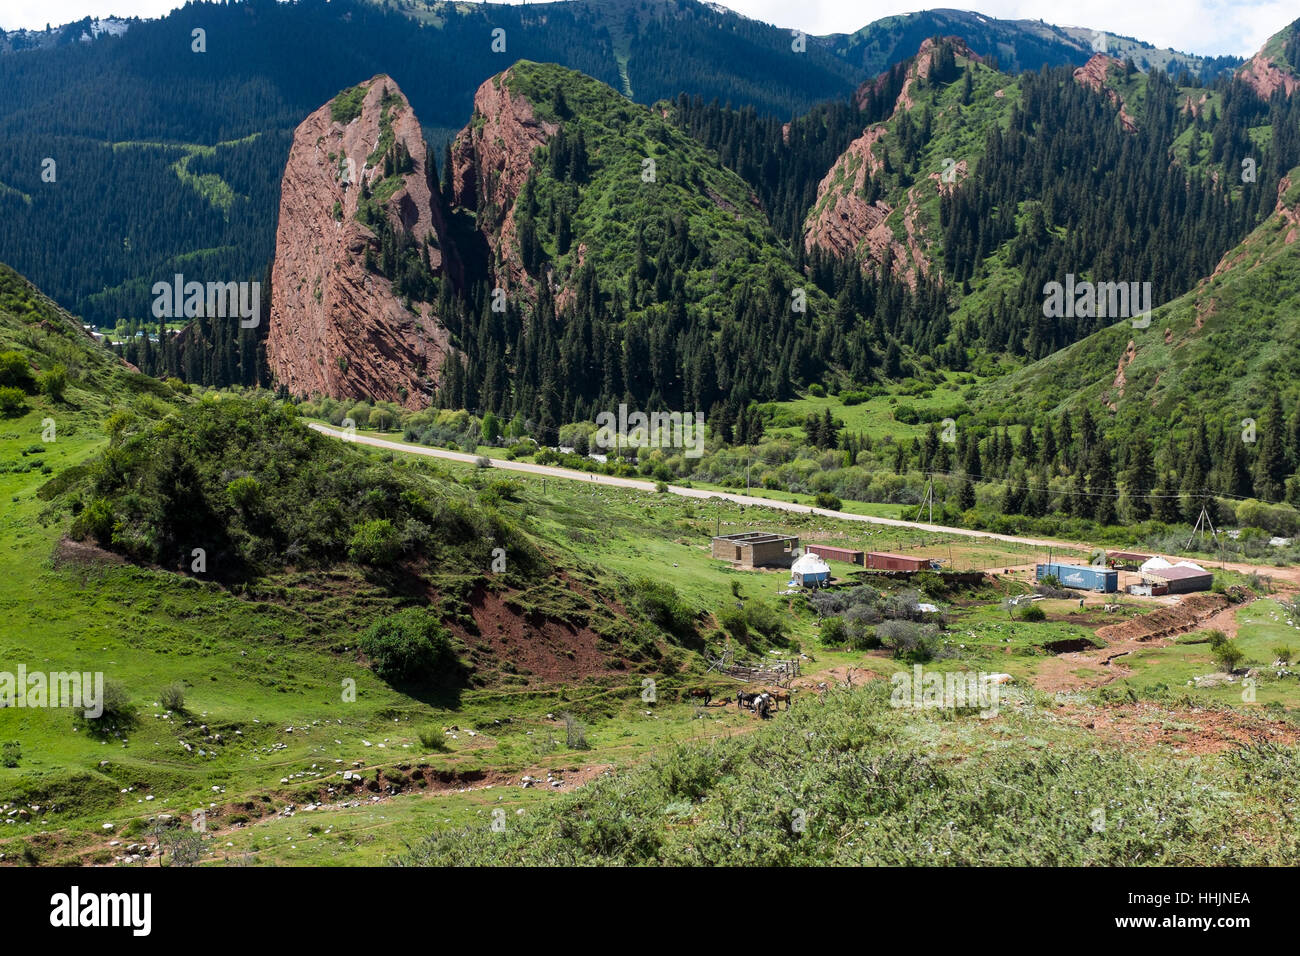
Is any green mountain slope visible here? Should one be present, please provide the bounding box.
[437,61,833,421]
[975,169,1300,429]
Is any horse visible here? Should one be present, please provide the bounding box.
[754,693,773,719]
[762,688,792,710]
[686,688,712,706]
[736,691,760,710]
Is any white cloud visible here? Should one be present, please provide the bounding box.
[0,0,1290,58]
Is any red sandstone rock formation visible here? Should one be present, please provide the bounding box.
[267,75,451,409]
[450,67,559,300]
[1072,55,1137,132]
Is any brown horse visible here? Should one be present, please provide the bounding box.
[686,688,712,706]
[762,688,792,710]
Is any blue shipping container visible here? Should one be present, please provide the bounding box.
[1036,563,1118,593]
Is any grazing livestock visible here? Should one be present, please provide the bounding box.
[762,688,792,710]
[686,688,712,706]
[754,693,773,719]
[736,691,760,710]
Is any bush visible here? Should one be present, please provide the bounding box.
[1,741,19,768]
[631,577,695,639]
[718,606,748,642]
[160,682,185,712]
[70,497,115,545]
[877,620,938,662]
[814,492,843,511]
[1211,641,1244,673]
[225,476,261,511]
[417,727,450,751]
[39,364,67,400]
[1204,629,1228,650]
[348,518,401,566]
[820,616,848,646]
[360,608,455,684]
[1271,645,1293,665]
[0,385,26,416]
[0,351,35,392]
[564,713,591,750]
[1019,603,1046,622]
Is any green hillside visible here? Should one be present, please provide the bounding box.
[976,169,1300,430]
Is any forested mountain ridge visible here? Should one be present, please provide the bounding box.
[0,0,1239,333]
[794,30,1300,373]
[826,7,1240,81]
[425,62,836,428]
[975,166,1300,436]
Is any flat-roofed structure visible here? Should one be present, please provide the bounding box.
[807,544,865,566]
[1141,564,1213,594]
[711,532,799,569]
[866,552,930,572]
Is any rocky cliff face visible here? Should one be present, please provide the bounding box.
[806,39,980,288]
[267,75,451,409]
[450,68,559,299]
[1072,55,1137,132]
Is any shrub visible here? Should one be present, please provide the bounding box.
[877,620,938,662]
[820,616,848,646]
[1019,603,1046,622]
[0,351,35,391]
[39,364,67,400]
[225,476,261,511]
[718,606,748,642]
[1,741,19,768]
[1271,645,1293,665]
[70,497,115,544]
[1204,629,1228,650]
[744,599,790,644]
[814,492,843,511]
[348,518,401,566]
[631,577,695,639]
[564,713,591,750]
[417,727,450,751]
[160,682,186,712]
[0,385,26,416]
[360,607,455,684]
[807,384,826,398]
[1211,641,1244,673]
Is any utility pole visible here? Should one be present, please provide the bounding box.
[1186,498,1220,553]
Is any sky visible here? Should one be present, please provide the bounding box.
[0,0,1290,58]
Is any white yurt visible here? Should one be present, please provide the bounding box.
[791,552,831,588]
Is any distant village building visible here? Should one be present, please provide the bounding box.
[808,544,865,566]
[866,552,930,572]
[1139,558,1213,594]
[711,532,798,569]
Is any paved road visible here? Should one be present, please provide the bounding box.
[308,423,1093,552]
